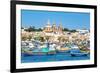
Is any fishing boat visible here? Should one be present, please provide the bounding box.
[70,44,88,56]
[56,43,70,53]
[70,49,88,56]
[33,49,48,55]
[48,44,56,55]
[80,47,90,54]
[57,47,70,53]
[23,48,48,55]
[23,42,48,55]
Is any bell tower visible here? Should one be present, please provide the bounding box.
[58,23,63,34]
[52,22,57,33]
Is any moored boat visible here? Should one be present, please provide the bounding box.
[48,44,56,55]
[70,49,88,56]
[57,47,70,53]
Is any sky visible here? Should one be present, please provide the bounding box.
[21,9,90,30]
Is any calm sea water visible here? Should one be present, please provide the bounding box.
[21,52,90,63]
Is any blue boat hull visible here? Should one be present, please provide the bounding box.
[71,53,88,56]
[23,52,47,56]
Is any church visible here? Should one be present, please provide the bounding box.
[43,20,63,34]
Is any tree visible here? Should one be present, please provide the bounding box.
[25,26,35,32]
[21,36,27,41]
[39,37,45,42]
[58,36,62,42]
[45,36,50,42]
[37,28,42,31]
[21,27,24,29]
[38,28,42,31]
[24,26,43,32]
[63,28,69,31]
[70,29,76,32]
[27,35,32,41]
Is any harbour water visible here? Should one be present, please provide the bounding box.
[21,52,90,63]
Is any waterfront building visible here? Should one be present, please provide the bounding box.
[76,29,89,34]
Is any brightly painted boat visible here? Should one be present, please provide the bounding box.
[48,44,56,55]
[57,47,70,53]
[70,49,88,56]
[23,48,48,55]
[56,43,70,53]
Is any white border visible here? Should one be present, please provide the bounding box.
[16,4,94,69]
